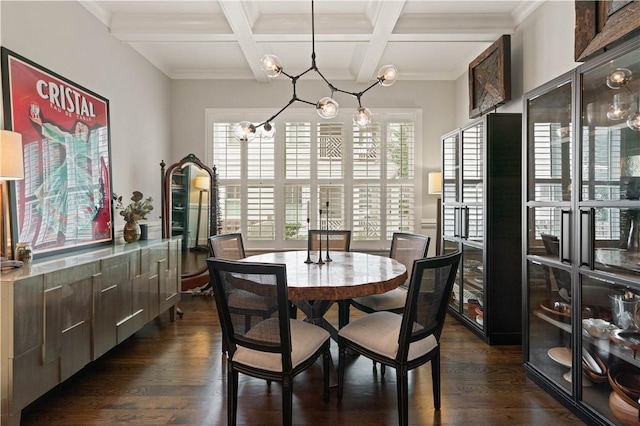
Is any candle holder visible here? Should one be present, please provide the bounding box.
[304,217,313,264]
[317,209,324,265]
[325,201,332,262]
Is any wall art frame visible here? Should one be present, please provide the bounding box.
[575,0,640,62]
[1,47,113,259]
[468,35,511,119]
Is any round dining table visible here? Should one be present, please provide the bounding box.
[243,250,407,340]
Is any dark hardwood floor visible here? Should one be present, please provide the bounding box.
[21,296,585,425]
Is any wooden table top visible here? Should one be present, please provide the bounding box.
[243,250,407,300]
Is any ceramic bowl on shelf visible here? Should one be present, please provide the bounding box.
[608,362,640,409]
[609,391,639,426]
[581,348,607,383]
[609,328,640,358]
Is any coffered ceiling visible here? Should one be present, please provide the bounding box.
[80,0,545,82]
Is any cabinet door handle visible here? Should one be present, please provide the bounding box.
[454,207,460,238]
[461,206,469,239]
[580,208,594,269]
[560,209,571,264]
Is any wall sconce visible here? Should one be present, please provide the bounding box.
[428,172,442,255]
[1,130,25,268]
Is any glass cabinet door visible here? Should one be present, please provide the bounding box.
[524,72,574,398]
[461,244,484,330]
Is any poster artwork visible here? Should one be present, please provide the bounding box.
[3,50,112,255]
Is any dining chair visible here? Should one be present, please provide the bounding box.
[337,251,462,426]
[207,258,331,426]
[308,229,352,252]
[208,233,278,353]
[349,232,430,316]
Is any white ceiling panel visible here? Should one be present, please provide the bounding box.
[81,0,546,81]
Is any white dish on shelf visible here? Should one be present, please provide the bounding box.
[582,318,617,340]
[582,349,601,374]
[548,347,572,367]
[475,315,483,326]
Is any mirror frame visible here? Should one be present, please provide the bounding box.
[161,153,218,277]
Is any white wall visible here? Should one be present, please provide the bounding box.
[0,1,172,223]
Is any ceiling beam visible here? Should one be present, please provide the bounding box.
[218,1,268,83]
[355,0,406,83]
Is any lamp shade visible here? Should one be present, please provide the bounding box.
[194,175,210,191]
[428,172,441,195]
[0,130,24,180]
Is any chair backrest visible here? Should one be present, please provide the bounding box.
[207,258,294,369]
[389,232,431,285]
[541,233,559,258]
[396,251,461,361]
[308,230,352,252]
[208,233,246,260]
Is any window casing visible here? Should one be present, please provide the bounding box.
[206,108,421,250]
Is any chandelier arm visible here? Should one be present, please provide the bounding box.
[358,80,382,96]
[296,65,317,80]
[280,70,296,80]
[259,98,297,127]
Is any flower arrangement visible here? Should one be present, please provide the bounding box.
[112,191,154,223]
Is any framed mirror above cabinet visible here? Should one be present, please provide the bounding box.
[161,154,218,290]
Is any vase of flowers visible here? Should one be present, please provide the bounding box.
[113,191,154,243]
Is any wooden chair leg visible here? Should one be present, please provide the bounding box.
[283,376,293,426]
[396,366,409,426]
[323,346,330,402]
[229,365,238,426]
[432,352,441,410]
[337,344,346,400]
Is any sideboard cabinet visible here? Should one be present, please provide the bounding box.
[523,35,640,425]
[0,239,181,426]
[441,112,522,345]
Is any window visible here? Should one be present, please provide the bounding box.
[207,109,421,250]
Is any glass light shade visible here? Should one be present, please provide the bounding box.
[0,130,24,180]
[261,54,283,78]
[260,122,276,139]
[377,64,398,86]
[606,68,632,89]
[234,121,256,142]
[627,111,640,131]
[353,107,372,129]
[607,93,635,120]
[316,97,339,119]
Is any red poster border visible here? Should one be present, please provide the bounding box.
[1,47,113,258]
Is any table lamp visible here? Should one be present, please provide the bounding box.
[428,172,442,255]
[191,175,210,251]
[0,130,25,268]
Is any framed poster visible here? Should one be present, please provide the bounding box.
[468,35,511,119]
[1,47,113,258]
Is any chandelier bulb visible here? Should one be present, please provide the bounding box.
[377,64,398,87]
[627,111,640,131]
[317,97,339,119]
[260,122,276,139]
[235,121,256,142]
[261,54,283,78]
[606,68,632,89]
[353,106,372,129]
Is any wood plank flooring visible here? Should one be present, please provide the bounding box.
[20,296,585,425]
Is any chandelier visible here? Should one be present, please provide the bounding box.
[234,0,398,142]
